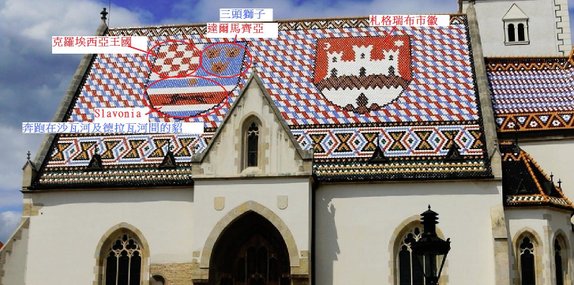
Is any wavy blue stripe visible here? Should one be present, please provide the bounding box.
[149,77,239,88]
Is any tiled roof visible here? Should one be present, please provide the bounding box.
[486,57,574,134]
[500,141,573,210]
[37,163,193,188]
[33,15,492,187]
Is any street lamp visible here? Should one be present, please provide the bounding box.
[411,205,451,285]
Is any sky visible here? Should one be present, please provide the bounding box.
[0,0,573,243]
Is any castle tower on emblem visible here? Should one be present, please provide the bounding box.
[327,45,399,78]
[314,36,412,114]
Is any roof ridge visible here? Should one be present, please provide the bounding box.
[520,151,547,198]
[30,21,108,188]
[108,13,466,32]
[501,142,574,209]
[521,150,573,205]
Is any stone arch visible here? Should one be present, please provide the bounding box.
[388,215,419,257]
[553,230,571,285]
[512,227,543,251]
[240,113,264,129]
[240,113,264,142]
[513,227,544,285]
[387,215,449,285]
[552,229,570,248]
[200,200,300,269]
[93,222,150,285]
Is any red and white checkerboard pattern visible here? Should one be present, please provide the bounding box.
[150,42,201,79]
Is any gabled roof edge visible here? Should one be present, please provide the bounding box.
[502,3,529,20]
[193,72,313,163]
[521,150,574,208]
[253,74,313,161]
[501,142,574,211]
[108,13,466,32]
[32,22,108,178]
[467,3,500,178]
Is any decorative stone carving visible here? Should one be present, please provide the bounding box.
[278,195,288,210]
[214,197,225,211]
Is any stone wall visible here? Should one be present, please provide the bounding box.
[150,263,194,285]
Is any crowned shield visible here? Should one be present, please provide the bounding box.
[314,36,412,114]
[146,41,247,118]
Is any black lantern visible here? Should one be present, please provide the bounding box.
[411,205,451,285]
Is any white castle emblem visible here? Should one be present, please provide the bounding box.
[326,45,400,77]
[314,36,412,114]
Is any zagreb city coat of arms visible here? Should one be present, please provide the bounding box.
[314,36,412,114]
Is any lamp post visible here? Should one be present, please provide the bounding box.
[411,205,451,285]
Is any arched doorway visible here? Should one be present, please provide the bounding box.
[209,211,291,285]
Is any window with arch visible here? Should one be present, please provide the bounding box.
[396,225,428,285]
[507,23,516,42]
[518,235,536,285]
[243,117,260,168]
[554,236,569,285]
[504,21,529,44]
[503,4,529,45]
[517,23,526,41]
[101,232,144,285]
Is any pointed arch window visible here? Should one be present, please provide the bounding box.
[555,239,564,285]
[395,223,448,285]
[519,236,536,285]
[102,232,144,285]
[243,118,261,169]
[554,236,569,285]
[397,226,426,285]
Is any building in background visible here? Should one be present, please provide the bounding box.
[1,0,573,284]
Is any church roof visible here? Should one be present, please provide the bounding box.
[31,15,493,188]
[486,56,574,135]
[500,141,574,210]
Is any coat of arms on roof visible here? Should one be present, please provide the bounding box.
[145,40,250,119]
[313,36,412,114]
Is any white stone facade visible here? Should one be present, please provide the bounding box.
[1,1,574,285]
[2,76,572,285]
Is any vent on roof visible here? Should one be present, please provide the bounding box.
[369,135,388,163]
[159,151,177,169]
[369,147,388,163]
[86,153,103,171]
[444,143,463,162]
[516,178,528,194]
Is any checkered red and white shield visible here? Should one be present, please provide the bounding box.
[146,41,248,118]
